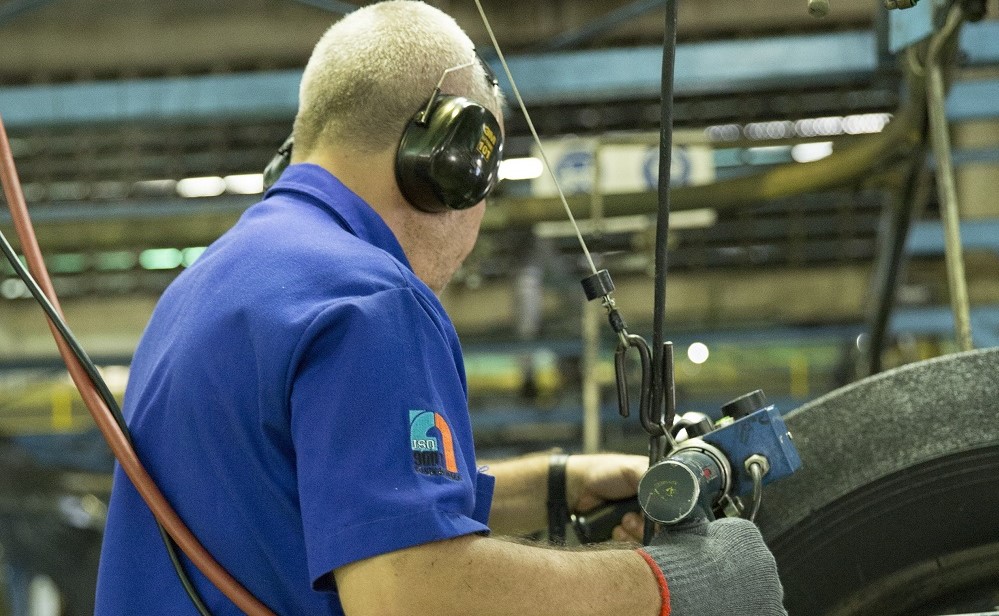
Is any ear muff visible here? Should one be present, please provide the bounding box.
[396,94,503,214]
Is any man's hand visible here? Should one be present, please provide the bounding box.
[639,518,788,616]
[565,454,647,542]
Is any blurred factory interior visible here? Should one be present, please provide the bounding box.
[0,0,997,613]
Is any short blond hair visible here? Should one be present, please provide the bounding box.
[293,1,503,156]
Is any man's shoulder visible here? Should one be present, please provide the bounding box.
[219,196,415,292]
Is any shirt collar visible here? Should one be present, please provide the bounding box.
[264,163,412,269]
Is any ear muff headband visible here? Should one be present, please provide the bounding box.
[396,94,503,213]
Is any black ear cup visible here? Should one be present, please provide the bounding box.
[396,95,503,214]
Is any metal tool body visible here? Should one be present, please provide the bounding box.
[638,440,729,525]
[702,402,801,498]
[572,391,802,541]
[638,391,801,527]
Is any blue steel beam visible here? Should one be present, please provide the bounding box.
[890,306,999,348]
[0,0,58,28]
[0,22,997,128]
[906,219,999,256]
[0,196,256,225]
[946,146,999,167]
[287,0,357,14]
[962,21,999,65]
[503,31,876,103]
[947,79,999,122]
[0,34,870,127]
[888,0,934,53]
[514,18,988,98]
[539,0,666,52]
[0,71,302,128]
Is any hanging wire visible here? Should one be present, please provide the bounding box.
[472,0,599,277]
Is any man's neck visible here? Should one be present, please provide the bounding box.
[301,149,451,295]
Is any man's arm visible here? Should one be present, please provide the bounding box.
[335,517,788,616]
[480,454,548,535]
[335,534,662,616]
[485,453,648,537]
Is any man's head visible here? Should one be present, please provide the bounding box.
[292,1,504,294]
[293,1,503,158]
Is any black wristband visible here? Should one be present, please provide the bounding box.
[546,453,570,545]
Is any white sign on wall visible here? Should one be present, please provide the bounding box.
[531,133,715,197]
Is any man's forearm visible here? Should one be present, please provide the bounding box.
[336,534,662,616]
[484,452,649,538]
[481,453,550,535]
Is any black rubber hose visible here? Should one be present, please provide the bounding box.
[652,0,679,436]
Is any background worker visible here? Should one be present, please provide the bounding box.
[96,2,787,615]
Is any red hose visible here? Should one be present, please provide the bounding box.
[0,114,275,616]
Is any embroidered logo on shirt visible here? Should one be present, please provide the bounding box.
[409,410,460,481]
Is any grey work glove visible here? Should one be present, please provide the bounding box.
[638,517,788,616]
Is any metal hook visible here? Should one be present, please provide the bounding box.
[613,334,666,438]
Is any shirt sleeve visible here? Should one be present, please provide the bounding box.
[289,286,493,590]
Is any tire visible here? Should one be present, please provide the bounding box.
[755,347,999,616]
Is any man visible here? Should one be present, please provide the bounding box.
[97,2,787,615]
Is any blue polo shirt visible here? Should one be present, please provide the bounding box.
[96,164,494,615]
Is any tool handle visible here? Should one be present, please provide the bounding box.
[572,497,642,544]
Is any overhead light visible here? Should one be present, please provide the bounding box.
[706,113,891,143]
[747,145,791,155]
[791,141,834,163]
[99,365,131,392]
[744,120,795,140]
[224,174,264,195]
[139,248,183,270]
[176,176,226,198]
[95,251,137,271]
[534,209,716,239]
[0,278,28,300]
[794,113,891,138]
[687,342,709,365]
[704,124,741,142]
[47,253,87,274]
[842,113,891,135]
[92,181,130,200]
[670,208,717,230]
[133,179,177,195]
[534,215,651,238]
[48,181,89,201]
[20,183,46,201]
[182,247,207,267]
[499,157,544,181]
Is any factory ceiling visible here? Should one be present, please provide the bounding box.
[0,0,879,83]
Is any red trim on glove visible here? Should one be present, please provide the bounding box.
[636,549,671,616]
